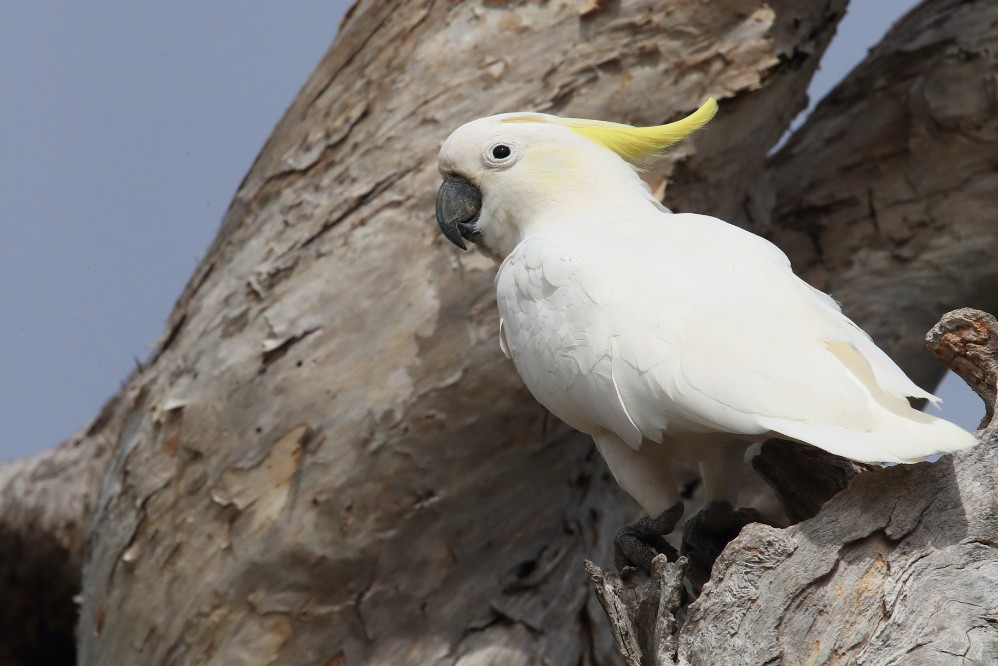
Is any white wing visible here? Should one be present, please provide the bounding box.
[496,210,975,463]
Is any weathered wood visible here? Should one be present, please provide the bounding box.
[926,308,998,429]
[585,556,687,666]
[588,308,998,665]
[684,424,997,664]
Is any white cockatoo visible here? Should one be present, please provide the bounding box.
[434,99,976,571]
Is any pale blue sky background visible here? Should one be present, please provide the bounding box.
[0,1,980,461]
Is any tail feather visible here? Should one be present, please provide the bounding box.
[761,409,977,464]
[801,281,941,408]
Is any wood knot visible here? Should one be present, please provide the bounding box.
[925,308,998,429]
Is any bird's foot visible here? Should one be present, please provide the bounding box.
[681,500,769,594]
[614,503,683,574]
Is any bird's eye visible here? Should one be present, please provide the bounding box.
[483,142,520,168]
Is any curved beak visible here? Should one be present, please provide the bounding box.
[435,176,482,250]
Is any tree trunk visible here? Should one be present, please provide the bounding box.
[0,0,994,664]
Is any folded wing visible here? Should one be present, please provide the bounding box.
[544,212,976,462]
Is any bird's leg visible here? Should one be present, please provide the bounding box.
[592,432,683,573]
[681,500,770,593]
[680,440,767,592]
[614,502,683,572]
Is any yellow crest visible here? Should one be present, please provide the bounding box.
[503,98,718,164]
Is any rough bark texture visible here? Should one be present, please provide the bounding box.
[0,0,994,664]
[927,308,999,429]
[586,555,688,666]
[589,309,998,665]
[745,0,998,390]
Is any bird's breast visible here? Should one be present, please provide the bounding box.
[494,239,644,441]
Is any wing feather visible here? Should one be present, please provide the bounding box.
[495,211,974,462]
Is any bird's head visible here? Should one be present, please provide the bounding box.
[435,99,717,261]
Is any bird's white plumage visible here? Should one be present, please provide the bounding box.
[495,207,972,464]
[437,107,976,517]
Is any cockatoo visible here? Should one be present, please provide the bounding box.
[433,99,976,572]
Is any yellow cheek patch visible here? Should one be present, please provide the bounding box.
[524,145,581,187]
[503,98,718,165]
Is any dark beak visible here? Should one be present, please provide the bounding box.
[435,176,482,250]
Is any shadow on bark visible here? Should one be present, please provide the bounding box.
[0,528,78,666]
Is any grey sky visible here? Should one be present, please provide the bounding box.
[0,1,982,462]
